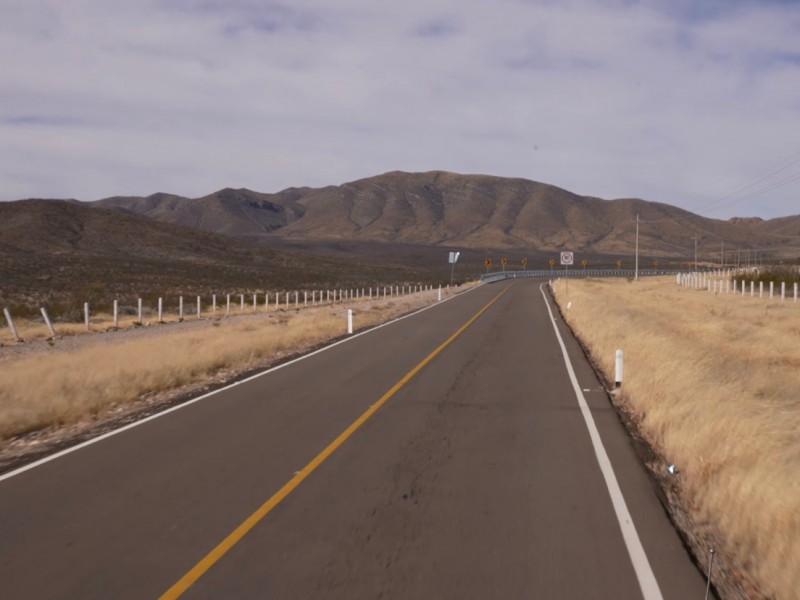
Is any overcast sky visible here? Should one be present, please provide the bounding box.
[2,0,799,218]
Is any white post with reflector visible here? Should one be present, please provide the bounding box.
[615,349,624,388]
[347,309,353,335]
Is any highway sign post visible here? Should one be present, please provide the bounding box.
[449,251,460,286]
[561,251,574,294]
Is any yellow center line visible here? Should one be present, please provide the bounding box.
[160,284,511,599]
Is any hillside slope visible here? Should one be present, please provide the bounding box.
[0,200,421,309]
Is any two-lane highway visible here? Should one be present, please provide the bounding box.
[0,279,708,598]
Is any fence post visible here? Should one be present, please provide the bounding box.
[113,299,119,328]
[158,297,163,323]
[40,307,56,338]
[197,296,201,319]
[253,293,257,312]
[212,294,217,316]
[240,294,245,313]
[84,302,90,332]
[226,294,231,316]
[615,349,623,388]
[3,308,21,342]
[295,291,299,308]
[759,282,763,298]
[179,296,184,321]
[347,308,353,334]
[138,298,143,324]
[781,282,785,301]
[769,281,774,300]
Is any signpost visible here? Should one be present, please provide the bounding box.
[561,251,574,293]
[484,258,492,273]
[449,251,461,286]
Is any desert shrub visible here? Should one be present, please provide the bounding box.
[734,267,800,285]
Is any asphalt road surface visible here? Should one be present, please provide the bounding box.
[0,279,709,599]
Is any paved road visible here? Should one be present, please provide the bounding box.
[0,279,708,598]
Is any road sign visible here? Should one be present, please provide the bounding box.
[521,258,528,265]
[485,258,492,266]
[548,259,555,266]
[560,252,574,266]
[448,251,460,264]
[581,259,588,267]
[501,258,508,265]
[616,260,623,268]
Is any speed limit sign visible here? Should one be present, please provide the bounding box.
[560,252,574,266]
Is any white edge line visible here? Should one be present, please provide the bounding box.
[0,285,483,484]
[539,283,663,600]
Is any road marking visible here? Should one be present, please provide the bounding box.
[539,284,663,600]
[159,285,511,599]
[0,285,481,485]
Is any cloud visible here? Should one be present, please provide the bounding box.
[0,0,798,218]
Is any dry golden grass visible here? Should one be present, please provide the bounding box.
[553,276,800,598]
[0,286,460,446]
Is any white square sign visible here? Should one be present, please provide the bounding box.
[560,251,574,266]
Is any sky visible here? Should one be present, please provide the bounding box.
[1,0,799,219]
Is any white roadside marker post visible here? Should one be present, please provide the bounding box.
[615,349,624,388]
[158,298,163,323]
[138,298,143,324]
[179,296,184,321]
[113,300,119,328]
[197,296,201,319]
[84,302,90,332]
[347,309,353,334]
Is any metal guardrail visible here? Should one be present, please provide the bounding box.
[480,269,686,283]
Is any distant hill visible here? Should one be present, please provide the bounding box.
[93,171,800,260]
[0,199,423,310]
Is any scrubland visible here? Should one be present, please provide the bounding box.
[553,276,800,599]
[0,288,455,449]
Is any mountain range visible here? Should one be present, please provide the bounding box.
[93,171,800,261]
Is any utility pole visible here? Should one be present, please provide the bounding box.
[635,213,640,281]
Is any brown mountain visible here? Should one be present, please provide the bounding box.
[0,199,422,311]
[93,171,800,260]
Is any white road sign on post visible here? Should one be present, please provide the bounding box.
[448,251,460,286]
[560,252,574,266]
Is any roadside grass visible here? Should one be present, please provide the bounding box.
[0,288,455,446]
[552,276,800,598]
